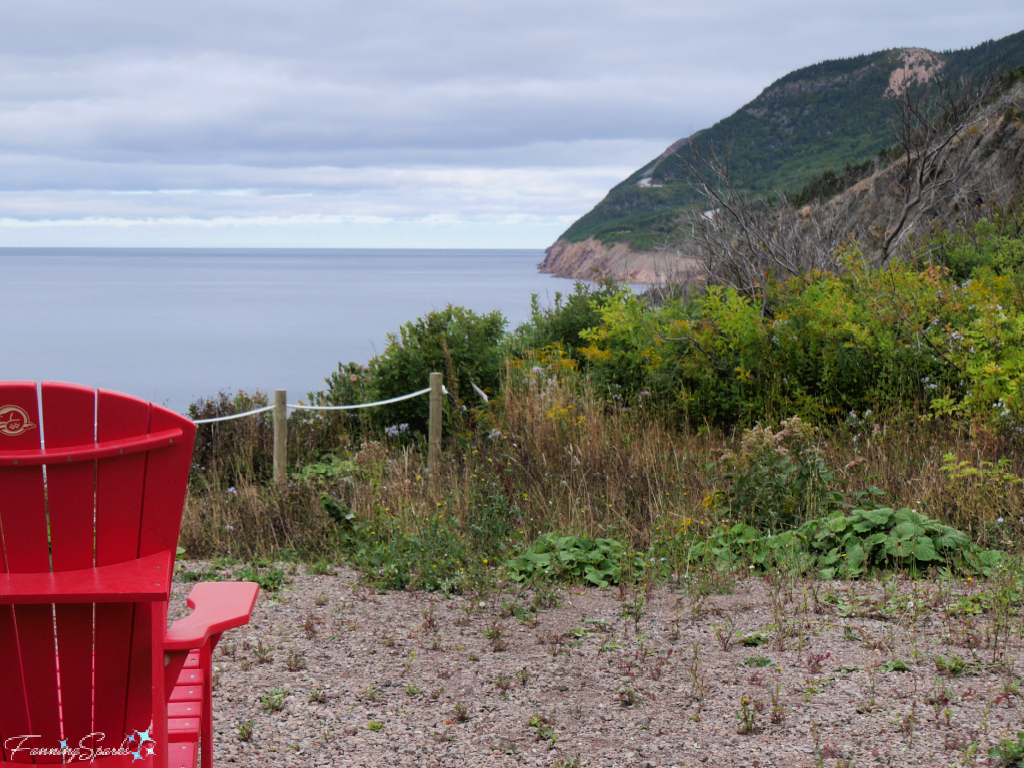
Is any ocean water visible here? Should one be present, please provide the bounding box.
[0,248,577,412]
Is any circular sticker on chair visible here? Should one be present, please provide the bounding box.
[0,405,36,437]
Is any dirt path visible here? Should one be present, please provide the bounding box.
[172,563,1024,767]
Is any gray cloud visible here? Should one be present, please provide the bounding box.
[0,1,1022,246]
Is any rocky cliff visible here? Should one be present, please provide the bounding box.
[539,238,698,284]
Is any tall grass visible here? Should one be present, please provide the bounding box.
[180,367,1024,566]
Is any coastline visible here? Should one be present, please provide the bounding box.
[539,237,698,284]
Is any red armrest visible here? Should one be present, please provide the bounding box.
[0,551,173,604]
[164,581,259,651]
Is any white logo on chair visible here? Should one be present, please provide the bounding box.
[0,405,36,437]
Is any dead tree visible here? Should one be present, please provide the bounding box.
[677,142,857,310]
[880,74,999,260]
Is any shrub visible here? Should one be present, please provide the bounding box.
[506,533,646,588]
[797,506,1004,578]
[689,507,1003,578]
[362,305,506,433]
[577,237,1024,428]
[512,281,622,361]
[710,417,839,531]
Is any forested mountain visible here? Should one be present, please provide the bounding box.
[555,30,1024,252]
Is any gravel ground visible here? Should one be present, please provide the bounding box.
[172,563,1024,768]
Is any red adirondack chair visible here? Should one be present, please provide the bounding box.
[0,382,259,768]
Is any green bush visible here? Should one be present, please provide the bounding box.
[363,305,506,433]
[506,533,646,588]
[512,281,621,361]
[689,507,1003,578]
[579,234,1024,427]
[346,514,472,592]
[709,417,840,531]
[798,506,1004,579]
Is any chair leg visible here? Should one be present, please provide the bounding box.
[200,639,215,768]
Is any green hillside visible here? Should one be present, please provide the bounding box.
[559,30,1024,250]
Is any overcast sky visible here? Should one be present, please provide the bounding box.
[1,1,1022,249]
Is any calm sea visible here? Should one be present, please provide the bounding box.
[0,248,577,412]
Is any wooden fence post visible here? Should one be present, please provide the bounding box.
[273,389,287,485]
[428,372,442,471]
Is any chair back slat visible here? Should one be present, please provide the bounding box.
[93,390,153,747]
[126,402,194,736]
[0,382,36,762]
[0,382,198,763]
[0,382,62,762]
[42,382,97,572]
[42,383,99,755]
[0,382,50,573]
[137,404,196,559]
[0,607,32,762]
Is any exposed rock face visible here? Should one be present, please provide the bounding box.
[539,238,699,284]
[886,48,945,97]
[823,81,1024,259]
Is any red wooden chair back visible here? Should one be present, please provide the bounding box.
[0,381,196,764]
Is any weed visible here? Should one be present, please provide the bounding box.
[285,651,306,672]
[253,639,274,664]
[367,722,384,732]
[989,732,1024,765]
[452,702,469,722]
[688,644,707,700]
[220,641,237,660]
[421,605,438,632]
[899,701,918,746]
[406,685,420,696]
[769,677,787,724]
[260,688,288,713]
[734,695,764,734]
[484,622,509,652]
[235,564,286,592]
[237,719,254,742]
[740,632,768,647]
[714,614,737,652]
[533,582,562,610]
[528,712,557,744]
[936,654,968,676]
[314,592,329,607]
[494,673,513,695]
[515,667,533,687]
[617,688,638,707]
[621,593,645,634]
[744,656,772,667]
[308,685,327,704]
[302,614,320,639]
[805,652,830,675]
[429,687,444,700]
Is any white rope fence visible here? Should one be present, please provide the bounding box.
[192,405,276,425]
[191,387,434,424]
[191,373,447,479]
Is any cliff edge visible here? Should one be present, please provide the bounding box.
[540,238,698,284]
